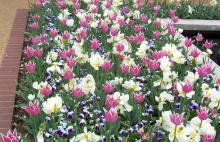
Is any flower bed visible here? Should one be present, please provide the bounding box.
[2,0,220,142]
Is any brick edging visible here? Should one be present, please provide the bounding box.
[0,9,28,136]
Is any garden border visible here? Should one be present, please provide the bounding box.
[163,19,220,31]
[0,9,28,137]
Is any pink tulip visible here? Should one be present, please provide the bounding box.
[148,0,154,7]
[50,29,58,38]
[102,60,113,71]
[63,70,74,80]
[170,113,184,125]
[198,64,212,77]
[118,18,125,27]
[217,76,220,85]
[182,83,193,93]
[92,0,100,6]
[120,64,129,74]
[172,16,179,23]
[195,33,204,41]
[85,15,91,23]
[185,37,193,48]
[33,49,43,58]
[152,51,166,60]
[67,49,75,56]
[131,65,141,76]
[109,13,117,21]
[57,0,67,9]
[153,5,160,16]
[24,47,34,58]
[116,43,124,52]
[129,20,136,26]
[169,9,176,17]
[80,19,87,27]
[59,50,67,59]
[198,107,209,120]
[167,26,176,36]
[31,36,40,45]
[101,22,108,33]
[79,28,88,39]
[140,14,148,23]
[74,2,81,9]
[134,25,143,33]
[32,14,41,21]
[25,62,36,73]
[62,31,70,40]
[22,100,40,115]
[40,34,47,43]
[72,88,83,98]
[41,86,52,96]
[134,93,145,104]
[148,60,159,71]
[103,82,113,94]
[203,40,215,49]
[153,31,161,39]
[105,110,118,122]
[30,22,39,30]
[191,49,200,58]
[203,134,215,142]
[122,6,130,14]
[35,0,42,8]
[90,38,100,50]
[105,96,119,108]
[154,20,161,27]
[110,27,118,36]
[1,129,20,142]
[71,0,77,3]
[67,58,76,68]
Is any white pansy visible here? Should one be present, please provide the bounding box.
[136,41,149,58]
[156,111,174,131]
[209,89,220,109]
[89,53,104,70]
[159,56,172,71]
[66,19,74,27]
[162,43,177,56]
[42,96,63,114]
[76,53,89,64]
[80,74,96,95]
[200,123,216,137]
[46,51,58,64]
[184,71,199,84]
[63,78,77,91]
[122,80,141,91]
[201,83,212,98]
[190,116,211,131]
[155,91,174,110]
[82,0,91,3]
[71,128,101,142]
[47,62,63,73]
[172,50,186,64]
[169,125,186,142]
[110,77,123,86]
[28,94,35,101]
[183,126,200,142]
[122,55,135,67]
[112,92,133,112]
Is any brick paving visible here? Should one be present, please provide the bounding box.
[0,9,28,138]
